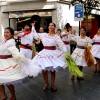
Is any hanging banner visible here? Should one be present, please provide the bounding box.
[74,4,84,21]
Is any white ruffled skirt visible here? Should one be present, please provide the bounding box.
[91,45,100,59]
[72,48,96,67]
[0,57,42,85]
[72,48,87,67]
[31,49,67,72]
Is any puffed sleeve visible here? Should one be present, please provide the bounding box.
[7,39,42,77]
[68,33,78,42]
[92,35,96,43]
[87,37,93,46]
[6,39,32,75]
[55,36,67,52]
[7,39,25,59]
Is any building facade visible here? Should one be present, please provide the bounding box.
[0,0,81,35]
[0,0,100,35]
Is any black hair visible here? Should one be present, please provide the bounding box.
[24,22,31,29]
[5,27,14,36]
[65,23,71,32]
[68,26,72,28]
[57,29,61,32]
[80,27,86,32]
[31,15,41,32]
[31,15,41,22]
[65,23,70,29]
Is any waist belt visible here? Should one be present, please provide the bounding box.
[44,46,56,50]
[63,41,70,45]
[20,44,32,50]
[77,46,85,49]
[94,42,100,45]
[0,55,12,59]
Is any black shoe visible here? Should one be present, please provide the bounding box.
[28,76,33,78]
[51,87,57,91]
[77,77,84,81]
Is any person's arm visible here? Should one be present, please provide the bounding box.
[92,35,96,43]
[68,33,78,42]
[61,31,68,37]
[87,37,93,46]
[14,29,24,35]
[55,36,67,52]
[35,38,40,44]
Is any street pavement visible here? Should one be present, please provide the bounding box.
[2,67,100,100]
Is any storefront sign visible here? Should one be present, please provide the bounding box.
[9,11,52,18]
[74,4,84,21]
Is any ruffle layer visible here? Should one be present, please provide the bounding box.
[31,49,67,71]
[91,45,100,59]
[72,48,87,67]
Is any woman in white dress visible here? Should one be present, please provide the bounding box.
[61,30,70,54]
[0,27,42,100]
[31,23,68,91]
[69,28,96,80]
[91,28,100,73]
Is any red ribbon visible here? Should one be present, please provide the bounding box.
[22,30,31,37]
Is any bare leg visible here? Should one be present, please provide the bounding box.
[51,71,57,91]
[71,75,75,80]
[0,85,7,100]
[6,84,16,100]
[94,58,98,73]
[42,70,49,91]
[98,59,100,71]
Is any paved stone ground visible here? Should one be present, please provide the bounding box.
[2,67,100,100]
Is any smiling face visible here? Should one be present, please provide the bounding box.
[48,23,56,33]
[4,29,13,40]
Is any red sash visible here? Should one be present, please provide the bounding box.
[22,30,31,37]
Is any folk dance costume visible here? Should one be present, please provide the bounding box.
[18,26,39,59]
[30,33,83,77]
[31,33,66,71]
[91,35,100,59]
[0,37,42,85]
[70,35,96,67]
[61,31,70,54]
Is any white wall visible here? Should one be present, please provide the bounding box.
[10,19,17,30]
[0,13,9,36]
[57,3,79,34]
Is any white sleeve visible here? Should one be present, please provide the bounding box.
[68,33,78,42]
[92,35,96,43]
[87,37,93,46]
[55,36,67,52]
[7,40,28,62]
[31,26,39,40]
[32,32,39,40]
[18,32,23,37]
[31,26,36,33]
